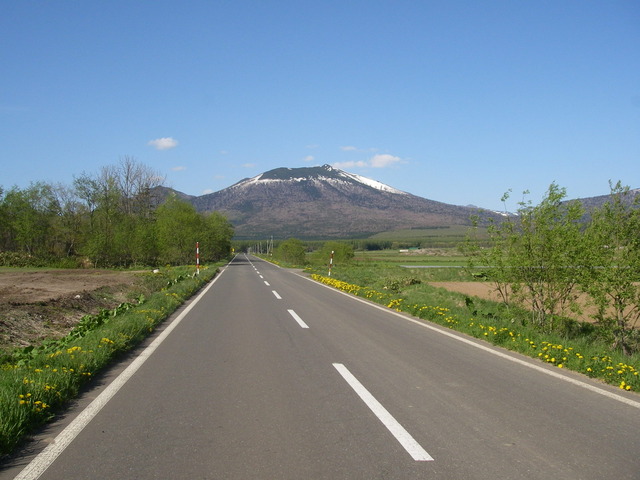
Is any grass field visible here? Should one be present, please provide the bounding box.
[367,225,488,247]
[354,249,468,266]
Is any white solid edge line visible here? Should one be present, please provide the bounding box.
[272,290,282,300]
[304,275,640,410]
[333,363,433,462]
[287,309,309,329]
[14,264,231,480]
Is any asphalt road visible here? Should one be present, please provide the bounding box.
[3,255,640,479]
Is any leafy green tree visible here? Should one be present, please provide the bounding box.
[73,173,100,229]
[1,183,59,256]
[274,238,307,265]
[129,215,159,265]
[464,184,585,330]
[78,169,124,266]
[581,182,640,354]
[199,211,234,262]
[49,184,88,257]
[73,159,164,266]
[106,158,163,265]
[313,241,354,268]
[509,183,585,329]
[155,194,203,265]
[0,187,11,251]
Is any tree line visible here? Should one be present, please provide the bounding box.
[0,157,233,267]
[464,182,640,355]
[266,238,354,266]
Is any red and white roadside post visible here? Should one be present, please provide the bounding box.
[328,250,334,276]
[196,242,200,275]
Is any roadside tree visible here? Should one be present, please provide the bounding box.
[199,211,234,262]
[581,182,640,354]
[274,238,307,265]
[464,184,585,331]
[313,241,354,267]
[509,183,585,329]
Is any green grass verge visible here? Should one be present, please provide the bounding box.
[0,263,223,457]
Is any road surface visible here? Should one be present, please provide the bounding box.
[3,255,640,479]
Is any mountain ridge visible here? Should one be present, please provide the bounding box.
[160,165,503,239]
[157,165,637,239]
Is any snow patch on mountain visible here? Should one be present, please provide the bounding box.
[231,165,407,196]
[337,170,407,195]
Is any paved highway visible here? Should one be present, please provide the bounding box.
[4,254,640,479]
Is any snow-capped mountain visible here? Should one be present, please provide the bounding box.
[184,164,501,239]
[227,165,407,195]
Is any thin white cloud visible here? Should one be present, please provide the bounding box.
[303,155,315,162]
[171,166,187,171]
[370,154,401,168]
[242,163,257,168]
[148,137,178,150]
[340,145,358,151]
[202,189,214,194]
[333,154,402,170]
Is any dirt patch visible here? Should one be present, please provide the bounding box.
[0,270,140,304]
[429,282,504,302]
[428,281,635,327]
[0,269,143,350]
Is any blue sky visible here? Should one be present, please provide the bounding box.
[2,1,639,211]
